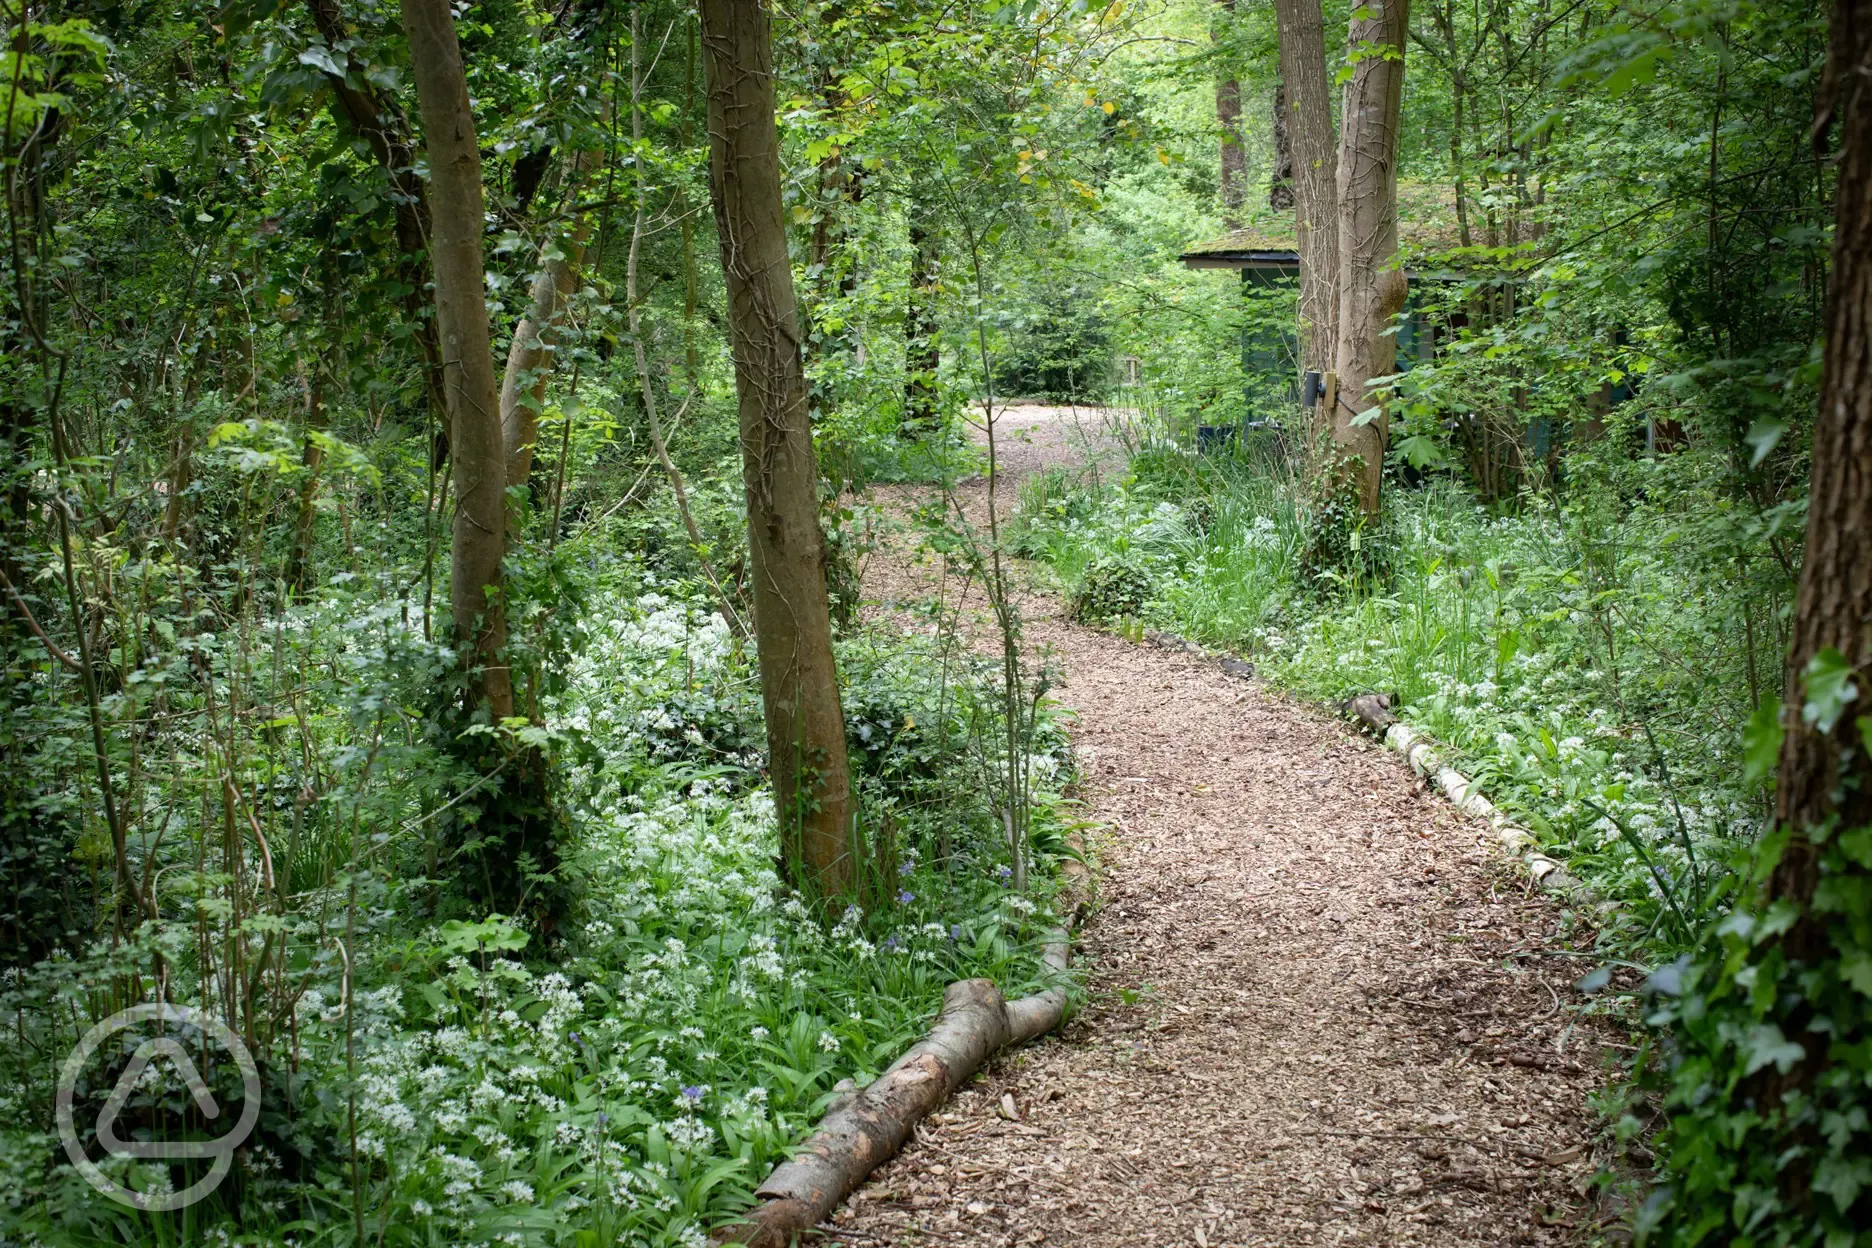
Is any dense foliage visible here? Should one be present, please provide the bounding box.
[2,0,1865,1240]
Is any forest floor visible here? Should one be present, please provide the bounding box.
[837,405,1615,1248]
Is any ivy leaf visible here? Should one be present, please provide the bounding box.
[1842,952,1872,999]
[1575,966,1612,994]
[1741,1023,1805,1077]
[1742,696,1784,785]
[297,44,345,77]
[1813,1153,1872,1216]
[1802,648,1860,734]
[1646,956,1688,997]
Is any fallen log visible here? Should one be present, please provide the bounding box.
[714,929,1072,1247]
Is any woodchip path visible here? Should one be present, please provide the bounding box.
[835,407,1609,1248]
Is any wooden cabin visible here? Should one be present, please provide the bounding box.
[1176,181,1470,416]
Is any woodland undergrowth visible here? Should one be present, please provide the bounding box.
[1011,429,1792,973]
[1,500,1076,1247]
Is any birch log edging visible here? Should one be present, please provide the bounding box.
[713,926,1073,1247]
[1136,627,1578,897]
[1354,710,1579,896]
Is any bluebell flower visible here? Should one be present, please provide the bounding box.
[896,889,914,905]
[898,859,914,876]
[997,865,1013,882]
[882,935,900,952]
[680,1085,704,1105]
[949,925,963,941]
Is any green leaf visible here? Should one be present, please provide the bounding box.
[1802,648,1860,734]
[1743,696,1784,785]
[1741,1023,1804,1076]
[1350,404,1383,427]
[1813,1153,1872,1215]
[1575,966,1612,994]
[1842,952,1872,999]
[1394,434,1447,469]
[297,44,344,77]
[1744,419,1786,468]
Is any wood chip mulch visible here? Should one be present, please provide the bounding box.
[834,408,1614,1247]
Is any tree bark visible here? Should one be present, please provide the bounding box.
[501,144,602,492]
[1331,0,1411,515]
[1271,0,1340,380]
[699,0,855,898]
[286,351,327,594]
[904,202,942,436]
[1711,2,1872,1206]
[304,0,448,430]
[402,0,512,719]
[715,931,1071,1246]
[1215,0,1245,230]
[1768,0,1872,934]
[1268,81,1295,210]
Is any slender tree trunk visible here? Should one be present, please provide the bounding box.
[286,352,326,594]
[904,203,943,436]
[1331,0,1411,515]
[680,18,702,387]
[402,0,511,719]
[1214,0,1245,230]
[501,145,602,492]
[1268,81,1295,209]
[699,0,856,899]
[1272,0,1340,380]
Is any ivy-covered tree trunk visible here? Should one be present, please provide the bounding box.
[1653,2,1872,1236]
[501,145,601,492]
[402,0,511,721]
[1270,0,1338,380]
[1755,0,1872,1157]
[1330,0,1409,516]
[699,0,856,899]
[1769,0,1872,909]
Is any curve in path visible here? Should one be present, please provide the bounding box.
[842,409,1606,1248]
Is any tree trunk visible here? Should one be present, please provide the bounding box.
[1214,0,1245,230]
[904,203,942,436]
[1679,5,1872,1220]
[402,0,512,720]
[1268,81,1295,210]
[304,0,448,433]
[286,352,327,595]
[699,0,856,899]
[716,929,1072,1247]
[1331,0,1411,516]
[1768,0,1872,942]
[501,144,602,492]
[1271,0,1340,380]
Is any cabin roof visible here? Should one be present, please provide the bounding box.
[1179,180,1468,271]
